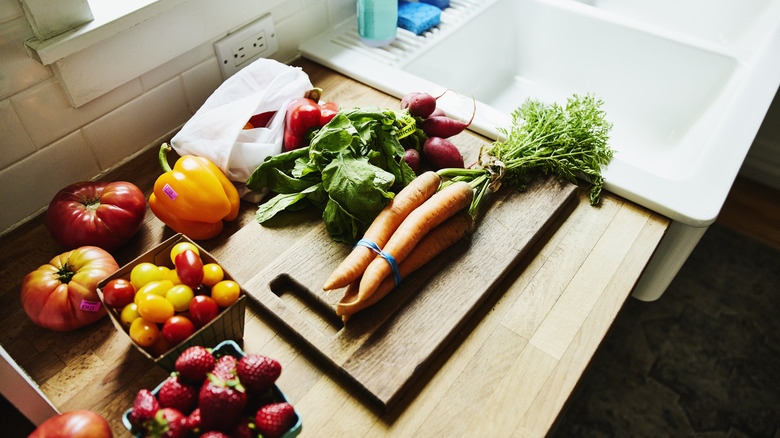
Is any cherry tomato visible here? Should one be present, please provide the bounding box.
[170,242,200,265]
[148,334,172,357]
[211,280,241,307]
[119,303,140,328]
[189,295,219,328]
[175,249,204,288]
[137,294,175,324]
[134,280,174,303]
[201,263,224,287]
[130,262,163,290]
[162,315,196,345]
[158,266,181,285]
[102,278,135,309]
[165,284,194,312]
[129,317,159,347]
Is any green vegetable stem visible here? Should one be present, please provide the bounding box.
[439,93,615,216]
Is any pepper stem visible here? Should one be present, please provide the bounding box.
[158,143,173,173]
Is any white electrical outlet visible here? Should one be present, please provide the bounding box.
[214,14,278,79]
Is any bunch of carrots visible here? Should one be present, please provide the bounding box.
[322,171,474,323]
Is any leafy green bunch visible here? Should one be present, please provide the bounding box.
[440,93,615,215]
[246,106,417,244]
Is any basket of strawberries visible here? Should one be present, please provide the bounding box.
[124,340,301,438]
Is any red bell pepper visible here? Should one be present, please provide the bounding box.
[283,88,339,151]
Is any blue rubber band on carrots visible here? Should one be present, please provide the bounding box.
[355,239,402,286]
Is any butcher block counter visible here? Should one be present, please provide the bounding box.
[0,59,669,437]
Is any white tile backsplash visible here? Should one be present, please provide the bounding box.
[0,99,36,167]
[0,130,100,232]
[83,77,191,169]
[180,57,224,113]
[0,16,53,100]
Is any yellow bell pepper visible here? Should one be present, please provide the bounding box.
[149,144,240,240]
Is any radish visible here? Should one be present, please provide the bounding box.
[428,108,446,118]
[403,149,422,173]
[423,137,464,170]
[401,92,437,118]
[420,97,476,138]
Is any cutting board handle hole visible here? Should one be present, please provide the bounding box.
[269,274,344,333]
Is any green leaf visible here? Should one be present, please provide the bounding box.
[255,184,321,223]
[321,153,395,225]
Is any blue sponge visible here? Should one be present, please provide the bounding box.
[397,1,441,35]
[421,0,450,9]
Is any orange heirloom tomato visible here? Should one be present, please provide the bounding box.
[211,280,241,307]
[20,246,118,331]
[129,317,159,347]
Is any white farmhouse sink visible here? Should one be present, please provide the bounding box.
[300,0,780,299]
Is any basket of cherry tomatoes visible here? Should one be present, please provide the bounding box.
[98,234,246,371]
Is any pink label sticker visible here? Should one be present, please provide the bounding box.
[80,299,101,312]
[163,183,178,201]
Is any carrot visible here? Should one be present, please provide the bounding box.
[322,171,441,291]
[337,211,473,322]
[356,180,474,299]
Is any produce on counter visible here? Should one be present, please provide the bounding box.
[149,144,240,240]
[438,93,615,214]
[283,88,339,151]
[242,110,276,130]
[21,246,119,331]
[127,345,297,438]
[103,242,240,355]
[323,170,441,291]
[29,410,113,438]
[422,136,465,169]
[246,105,418,244]
[45,181,146,251]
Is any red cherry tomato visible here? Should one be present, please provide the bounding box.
[189,295,219,328]
[101,278,135,309]
[175,249,204,288]
[162,315,196,345]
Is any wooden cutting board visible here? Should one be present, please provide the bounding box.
[231,175,577,409]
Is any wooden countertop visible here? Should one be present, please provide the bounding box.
[0,59,669,437]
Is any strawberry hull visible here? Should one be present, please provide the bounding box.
[122,340,302,438]
[97,234,247,372]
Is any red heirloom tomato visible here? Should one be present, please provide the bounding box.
[29,410,113,438]
[45,181,147,251]
[21,246,119,331]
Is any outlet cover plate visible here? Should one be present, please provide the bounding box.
[214,13,278,79]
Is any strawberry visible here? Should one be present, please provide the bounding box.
[146,407,188,438]
[255,402,297,438]
[230,416,254,438]
[128,388,160,429]
[198,373,247,432]
[174,346,215,383]
[200,432,231,438]
[212,354,238,380]
[157,374,198,414]
[236,354,282,395]
[185,407,201,434]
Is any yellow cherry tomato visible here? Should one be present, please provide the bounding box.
[158,266,181,285]
[119,303,140,328]
[170,242,200,265]
[165,285,194,313]
[135,280,174,303]
[130,262,163,290]
[129,317,160,347]
[201,263,224,287]
[211,280,241,307]
[137,294,175,324]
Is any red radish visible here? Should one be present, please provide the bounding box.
[423,137,465,169]
[428,108,446,118]
[401,92,437,118]
[420,97,476,138]
[403,149,422,173]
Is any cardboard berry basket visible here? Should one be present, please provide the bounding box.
[97,233,246,372]
[122,340,302,438]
